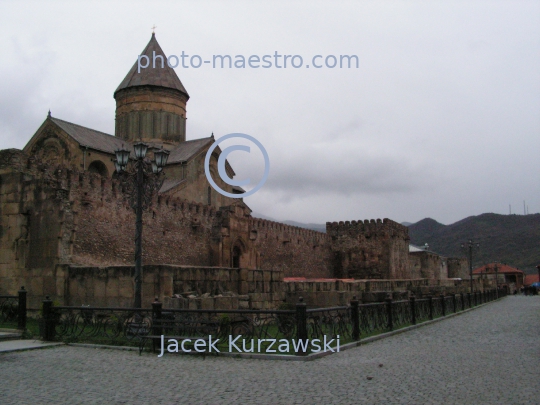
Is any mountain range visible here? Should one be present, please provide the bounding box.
[407,213,540,274]
[253,212,540,274]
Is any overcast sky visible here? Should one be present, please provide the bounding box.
[1,1,539,225]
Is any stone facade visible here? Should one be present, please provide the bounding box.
[0,34,468,309]
[447,257,469,279]
[0,149,332,307]
[66,265,284,309]
[409,250,447,280]
[0,148,418,308]
[327,219,410,279]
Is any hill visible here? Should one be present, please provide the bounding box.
[251,212,326,233]
[281,220,326,233]
[408,213,540,273]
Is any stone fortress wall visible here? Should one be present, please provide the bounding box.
[326,218,410,279]
[0,148,469,309]
[0,149,331,307]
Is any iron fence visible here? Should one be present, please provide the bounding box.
[306,306,352,341]
[359,302,388,336]
[391,300,412,329]
[40,287,507,356]
[414,298,431,323]
[0,287,27,330]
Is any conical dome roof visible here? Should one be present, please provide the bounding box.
[114,33,189,98]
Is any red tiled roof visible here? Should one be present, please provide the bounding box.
[472,263,524,275]
[524,274,539,285]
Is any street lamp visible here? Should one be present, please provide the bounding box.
[493,261,499,298]
[461,240,480,293]
[114,143,169,308]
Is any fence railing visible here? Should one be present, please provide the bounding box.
[0,287,27,330]
[40,288,507,356]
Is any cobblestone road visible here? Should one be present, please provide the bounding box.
[1,296,538,404]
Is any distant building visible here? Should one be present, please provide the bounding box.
[408,244,468,280]
[524,274,539,286]
[473,263,525,292]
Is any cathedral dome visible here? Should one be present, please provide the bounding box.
[114,33,189,146]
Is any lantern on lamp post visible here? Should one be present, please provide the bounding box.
[114,143,169,308]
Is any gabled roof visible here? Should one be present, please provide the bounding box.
[26,115,234,181]
[50,117,126,155]
[115,33,189,98]
[50,116,213,164]
[160,178,186,193]
[473,263,524,275]
[168,137,213,163]
[409,244,441,255]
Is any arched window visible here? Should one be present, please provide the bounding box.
[88,160,109,177]
[232,245,241,268]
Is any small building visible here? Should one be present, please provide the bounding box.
[408,244,447,280]
[524,274,539,286]
[473,263,525,292]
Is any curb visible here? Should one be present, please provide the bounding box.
[0,341,63,354]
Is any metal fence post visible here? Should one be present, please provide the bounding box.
[151,298,163,352]
[152,297,162,335]
[440,294,446,317]
[386,295,393,331]
[296,297,308,355]
[410,295,416,325]
[18,286,27,330]
[350,296,360,341]
[461,292,465,311]
[428,295,433,320]
[467,292,471,308]
[42,296,54,341]
[452,294,457,314]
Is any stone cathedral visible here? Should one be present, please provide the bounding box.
[0,34,465,309]
[23,33,240,209]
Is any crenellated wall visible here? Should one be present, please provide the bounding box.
[0,148,451,309]
[248,217,331,278]
[326,218,410,279]
[0,149,332,306]
[71,170,219,267]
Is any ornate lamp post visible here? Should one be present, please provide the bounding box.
[461,240,480,293]
[115,142,169,308]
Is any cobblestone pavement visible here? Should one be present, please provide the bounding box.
[1,296,538,405]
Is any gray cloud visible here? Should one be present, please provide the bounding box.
[0,0,539,225]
